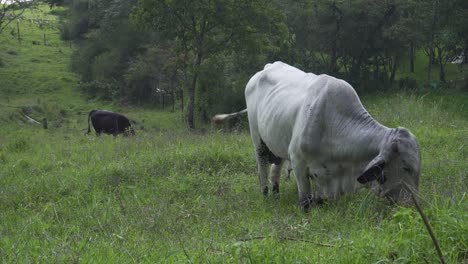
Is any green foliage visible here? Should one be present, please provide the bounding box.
[398,76,419,90]
[58,0,468,126]
[196,55,247,122]
[124,44,180,105]
[133,0,289,128]
[43,0,65,8]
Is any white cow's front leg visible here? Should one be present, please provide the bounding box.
[270,160,285,194]
[292,159,323,211]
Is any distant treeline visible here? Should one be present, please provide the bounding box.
[50,0,467,128]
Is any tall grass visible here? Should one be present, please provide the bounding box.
[0,90,467,262]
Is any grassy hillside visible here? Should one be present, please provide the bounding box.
[0,5,182,133]
[0,5,467,263]
[0,6,79,126]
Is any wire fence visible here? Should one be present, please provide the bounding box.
[3,16,71,48]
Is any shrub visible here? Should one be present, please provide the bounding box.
[79,80,119,100]
[398,77,419,90]
[464,75,468,92]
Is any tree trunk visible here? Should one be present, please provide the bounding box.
[389,55,398,84]
[17,20,21,42]
[181,40,188,120]
[427,56,432,82]
[180,89,184,115]
[428,0,438,81]
[330,41,337,73]
[328,2,342,73]
[436,46,446,83]
[409,43,415,73]
[172,91,175,112]
[464,38,468,64]
[186,51,203,129]
[186,78,196,129]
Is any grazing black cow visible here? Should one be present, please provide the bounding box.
[87,110,135,136]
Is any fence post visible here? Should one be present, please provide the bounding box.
[42,118,48,129]
[17,20,21,42]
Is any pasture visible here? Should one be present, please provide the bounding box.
[0,4,467,264]
[0,92,467,263]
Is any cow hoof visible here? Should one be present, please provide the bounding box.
[272,182,280,194]
[300,195,324,212]
[262,186,269,197]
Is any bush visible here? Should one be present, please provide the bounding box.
[79,80,119,100]
[398,77,419,90]
[124,45,178,105]
[464,75,468,92]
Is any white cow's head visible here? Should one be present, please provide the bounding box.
[357,128,421,205]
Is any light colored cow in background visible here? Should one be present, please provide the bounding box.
[213,62,421,211]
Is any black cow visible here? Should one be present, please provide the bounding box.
[87,110,135,136]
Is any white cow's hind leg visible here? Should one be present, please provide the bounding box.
[270,160,285,194]
[286,161,293,179]
[254,138,283,197]
[255,154,270,196]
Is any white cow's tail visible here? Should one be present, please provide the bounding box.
[212,109,247,124]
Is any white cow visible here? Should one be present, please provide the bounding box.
[213,62,421,210]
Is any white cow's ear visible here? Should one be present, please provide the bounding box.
[357,138,399,184]
[357,159,386,184]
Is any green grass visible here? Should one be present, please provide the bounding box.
[0,5,467,263]
[0,104,466,262]
[0,5,83,127]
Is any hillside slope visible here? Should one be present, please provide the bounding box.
[0,6,85,128]
[0,5,184,134]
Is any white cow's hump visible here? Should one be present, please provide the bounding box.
[261,61,312,85]
[248,62,319,96]
[260,62,353,93]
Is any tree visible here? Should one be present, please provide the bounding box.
[133,0,288,129]
[67,0,151,102]
[0,0,36,35]
[307,0,344,74]
[42,0,64,8]
[124,44,180,108]
[388,0,427,73]
[419,0,461,83]
[452,0,468,64]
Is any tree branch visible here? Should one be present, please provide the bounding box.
[402,182,446,264]
[171,8,192,32]
[0,0,33,34]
